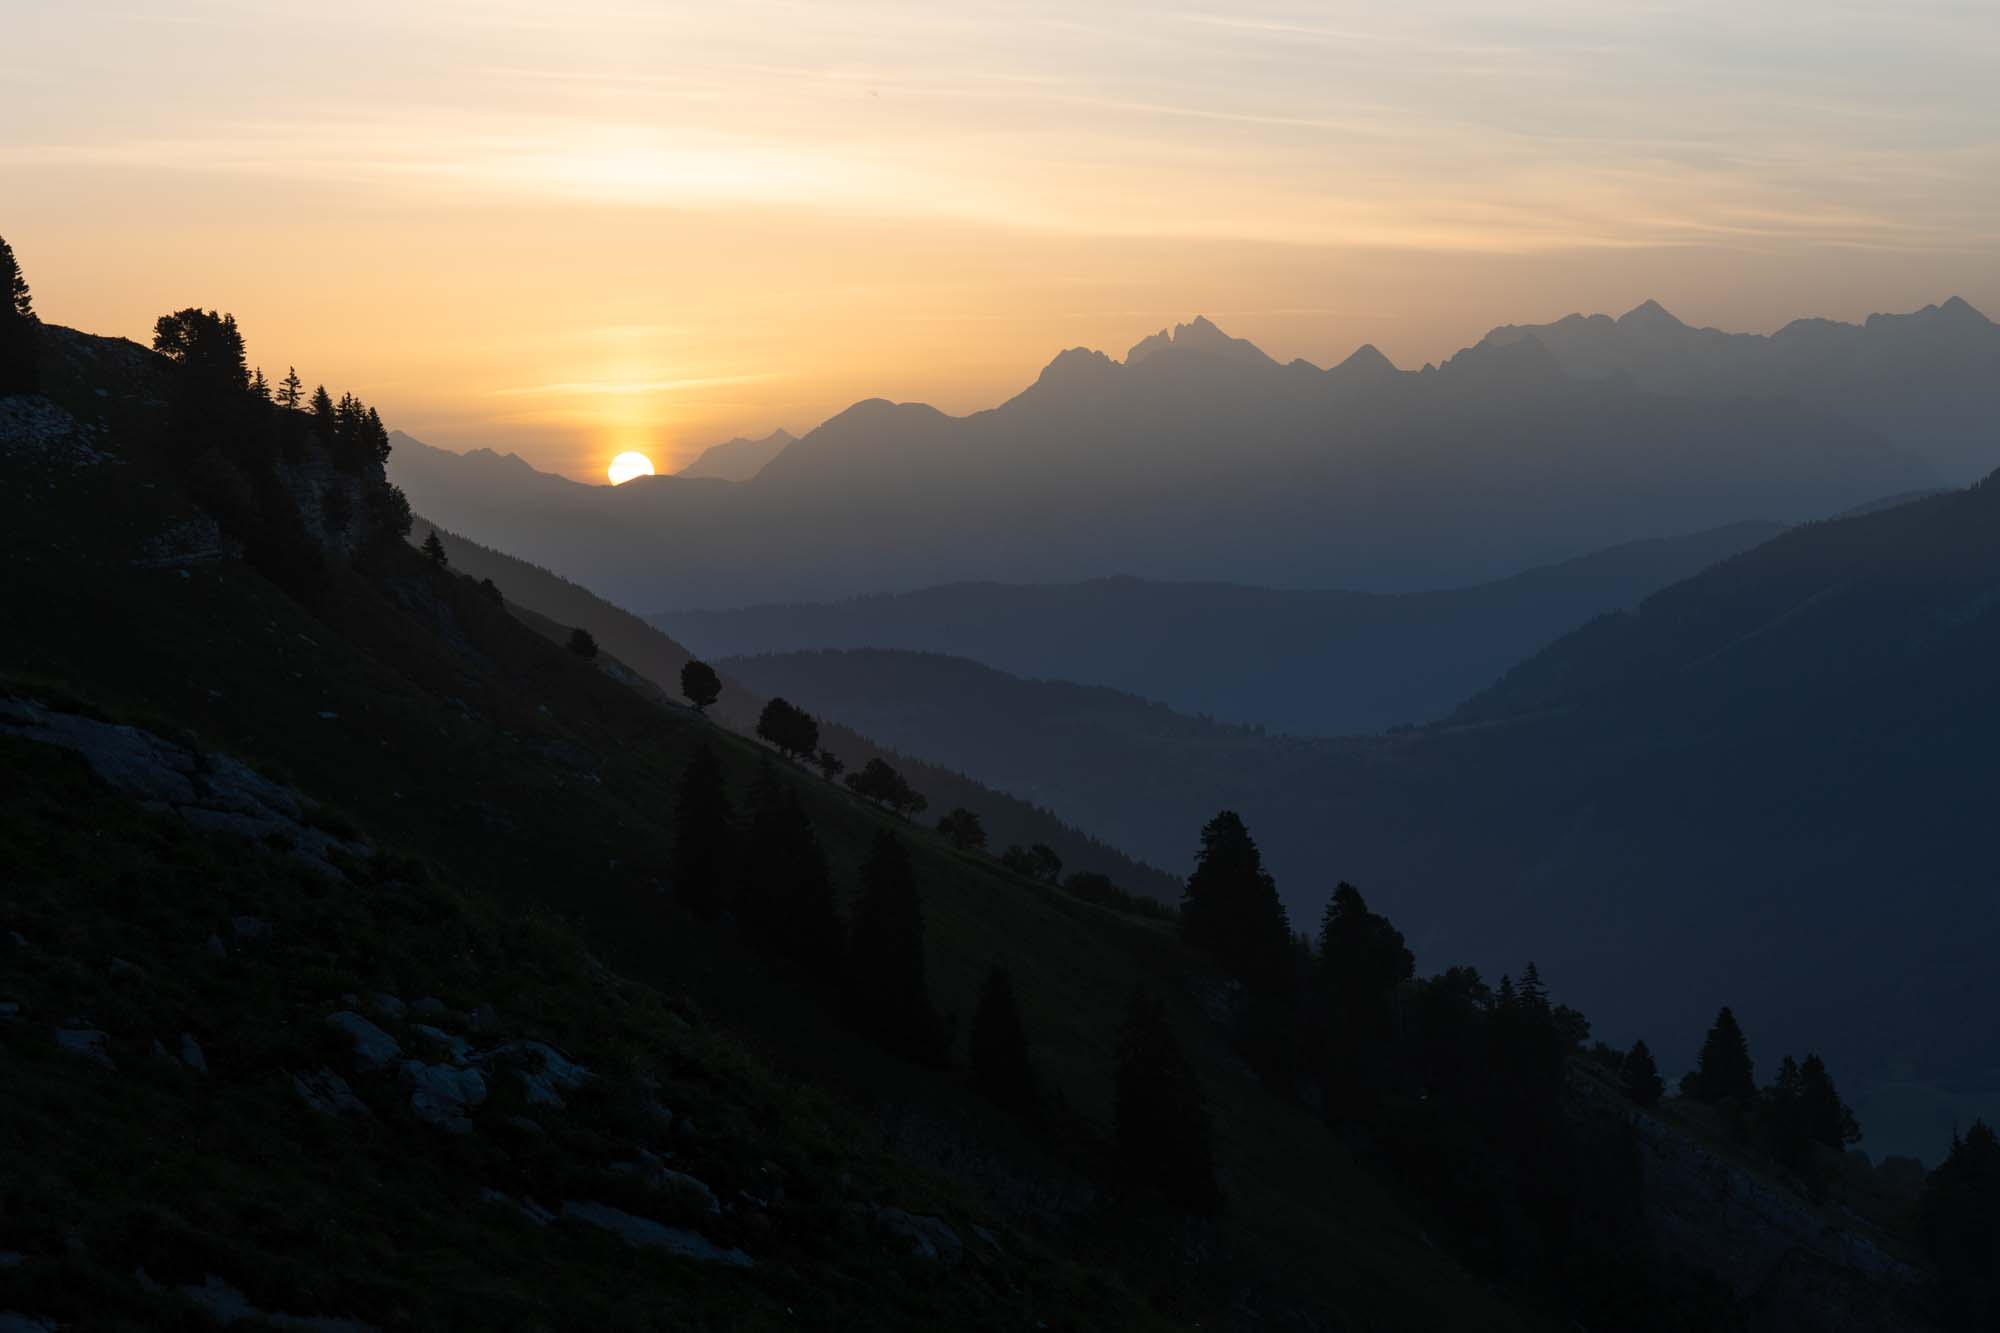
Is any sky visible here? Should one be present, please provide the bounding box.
[7,0,1999,478]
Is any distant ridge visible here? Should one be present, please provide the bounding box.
[389,301,1969,611]
[676,427,796,481]
[1480,297,2000,482]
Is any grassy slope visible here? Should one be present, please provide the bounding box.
[0,334,1540,1330]
[409,517,1182,905]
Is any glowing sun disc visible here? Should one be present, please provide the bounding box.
[608,451,656,485]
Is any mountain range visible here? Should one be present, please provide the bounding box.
[661,521,1785,737]
[388,300,1986,612]
[714,476,2000,1162]
[1480,297,2000,484]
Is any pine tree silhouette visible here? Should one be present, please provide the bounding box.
[847,831,945,1062]
[1622,1039,1665,1108]
[670,744,736,919]
[738,764,844,989]
[1695,1006,1755,1103]
[1113,987,1221,1213]
[1181,811,1291,987]
[277,366,303,410]
[0,234,38,393]
[1799,1053,1860,1149]
[968,962,1035,1111]
[421,529,448,564]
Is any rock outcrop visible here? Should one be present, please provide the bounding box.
[0,699,368,878]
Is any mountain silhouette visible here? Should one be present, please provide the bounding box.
[1480,297,2000,482]
[662,520,1785,736]
[391,309,1945,611]
[675,427,796,481]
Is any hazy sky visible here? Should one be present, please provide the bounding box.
[8,0,1998,477]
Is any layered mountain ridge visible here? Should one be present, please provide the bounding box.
[390,302,1971,611]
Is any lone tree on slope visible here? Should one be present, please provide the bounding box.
[814,749,845,783]
[755,696,819,762]
[567,627,598,659]
[681,658,722,714]
[421,529,449,564]
[937,807,988,852]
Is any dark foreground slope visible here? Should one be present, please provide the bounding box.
[408,518,1177,902]
[714,478,2000,1162]
[1,327,1556,1330]
[666,521,1783,737]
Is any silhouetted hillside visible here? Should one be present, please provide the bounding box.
[666,521,1783,736]
[409,518,1179,902]
[389,311,1938,610]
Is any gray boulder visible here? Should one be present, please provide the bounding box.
[874,1206,963,1264]
[292,1069,368,1116]
[559,1201,751,1268]
[178,1033,208,1074]
[54,1028,112,1069]
[488,1040,591,1108]
[325,1012,400,1071]
[402,1061,486,1131]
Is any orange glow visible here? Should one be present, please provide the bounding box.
[6,3,1995,478]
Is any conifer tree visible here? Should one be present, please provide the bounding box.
[847,831,945,1062]
[1920,1119,2000,1325]
[968,962,1035,1111]
[421,528,448,564]
[1622,1039,1665,1108]
[151,308,248,392]
[310,384,335,429]
[1798,1053,1861,1149]
[1181,811,1291,988]
[1113,988,1221,1213]
[738,764,844,988]
[1695,1006,1755,1103]
[670,744,736,919]
[277,366,303,410]
[1316,882,1414,1015]
[251,366,270,400]
[365,406,392,466]
[0,234,37,394]
[681,658,722,714]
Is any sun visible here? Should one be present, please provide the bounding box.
[607,451,656,485]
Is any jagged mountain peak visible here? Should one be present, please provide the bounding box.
[1617,298,1688,330]
[1124,315,1274,368]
